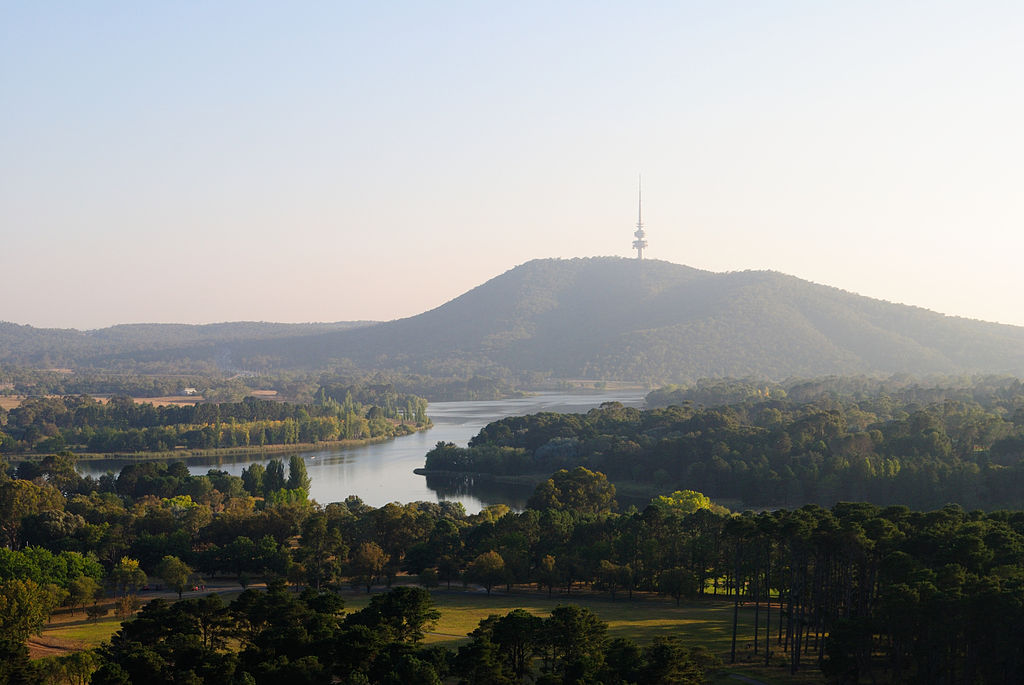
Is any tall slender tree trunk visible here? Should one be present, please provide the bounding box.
[753,560,760,655]
[731,542,741,663]
[765,556,772,666]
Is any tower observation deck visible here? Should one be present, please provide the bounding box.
[632,178,647,260]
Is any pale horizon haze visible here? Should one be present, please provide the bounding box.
[2,2,1022,330]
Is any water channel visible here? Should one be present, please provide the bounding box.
[76,390,647,513]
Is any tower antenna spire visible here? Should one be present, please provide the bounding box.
[632,175,648,260]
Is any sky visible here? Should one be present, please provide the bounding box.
[2,2,1022,330]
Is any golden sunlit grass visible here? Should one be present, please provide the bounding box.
[0,395,24,410]
[40,616,121,647]
[35,586,821,683]
[412,588,756,650]
[407,588,820,684]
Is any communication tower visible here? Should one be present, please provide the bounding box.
[632,177,648,260]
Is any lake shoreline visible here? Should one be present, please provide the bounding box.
[24,422,433,463]
[415,467,667,506]
[70,390,648,511]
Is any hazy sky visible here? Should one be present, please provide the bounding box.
[3,2,1022,329]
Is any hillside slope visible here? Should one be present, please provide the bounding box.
[5,257,1024,380]
[327,257,1024,379]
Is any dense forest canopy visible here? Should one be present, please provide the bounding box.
[2,452,1023,683]
[0,389,429,454]
[0,366,523,405]
[425,376,1024,510]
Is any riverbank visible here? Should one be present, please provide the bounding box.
[19,422,433,462]
[414,467,670,507]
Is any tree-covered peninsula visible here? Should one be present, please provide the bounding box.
[424,377,1024,511]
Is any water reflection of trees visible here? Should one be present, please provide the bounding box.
[424,473,530,510]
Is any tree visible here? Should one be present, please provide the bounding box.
[287,455,311,492]
[264,459,286,494]
[0,577,64,681]
[418,567,439,588]
[467,551,506,596]
[651,490,713,515]
[39,452,85,496]
[35,650,100,685]
[92,595,236,683]
[156,555,192,599]
[536,554,560,597]
[527,467,617,514]
[659,567,699,606]
[543,605,608,680]
[349,541,388,593]
[221,536,257,586]
[109,557,146,597]
[298,511,346,590]
[491,609,545,680]
[437,555,461,589]
[0,578,64,643]
[602,637,644,684]
[596,560,632,600]
[67,575,101,615]
[642,636,716,684]
[0,479,64,548]
[241,463,265,496]
[346,586,440,643]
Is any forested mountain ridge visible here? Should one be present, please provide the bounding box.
[0,320,373,368]
[222,257,1024,378]
[5,257,1024,380]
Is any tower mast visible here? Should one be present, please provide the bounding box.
[632,176,648,260]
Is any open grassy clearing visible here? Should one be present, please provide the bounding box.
[413,589,757,649]
[36,616,121,652]
[423,589,826,685]
[352,587,822,684]
[0,395,25,410]
[34,586,822,683]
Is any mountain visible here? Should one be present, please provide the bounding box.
[4,257,1024,380]
[306,257,1024,379]
[0,321,373,369]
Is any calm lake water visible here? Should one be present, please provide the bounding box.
[76,391,647,513]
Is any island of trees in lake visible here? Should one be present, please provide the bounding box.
[425,375,1024,511]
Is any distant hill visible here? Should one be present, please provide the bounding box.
[5,257,1024,380]
[304,257,1024,379]
[0,321,373,369]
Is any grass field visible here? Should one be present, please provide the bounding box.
[38,616,122,648]
[0,395,24,410]
[36,586,822,683]
[346,587,822,684]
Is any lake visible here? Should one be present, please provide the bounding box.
[76,390,647,512]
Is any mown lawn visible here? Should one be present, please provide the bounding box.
[409,588,758,650]
[41,615,122,648]
[409,587,823,685]
[40,586,823,683]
